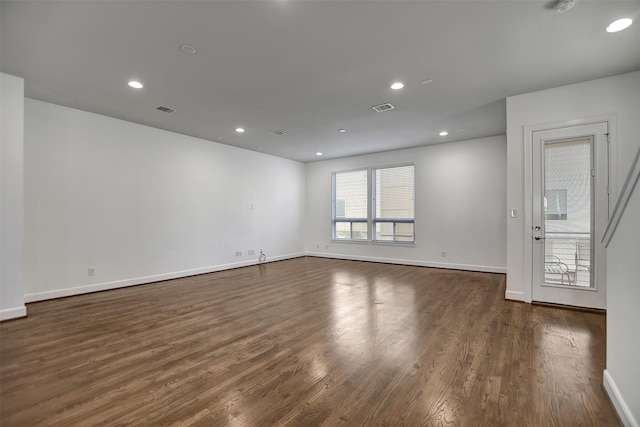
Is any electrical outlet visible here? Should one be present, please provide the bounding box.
[248,249,255,255]
[316,243,320,249]
[441,251,446,257]
[325,244,329,249]
[235,251,242,257]
[88,267,95,276]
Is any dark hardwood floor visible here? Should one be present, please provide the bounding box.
[0,257,619,426]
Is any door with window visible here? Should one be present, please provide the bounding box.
[531,123,608,309]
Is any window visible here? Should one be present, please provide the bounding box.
[332,165,415,243]
[333,169,368,240]
[374,165,415,242]
[544,189,568,220]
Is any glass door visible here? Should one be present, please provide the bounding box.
[532,123,608,309]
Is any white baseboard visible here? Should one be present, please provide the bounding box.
[23,252,506,303]
[25,252,305,303]
[0,305,27,321]
[305,252,506,274]
[604,369,638,427]
[505,290,525,302]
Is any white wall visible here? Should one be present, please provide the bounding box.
[24,99,306,301]
[506,70,640,301]
[605,180,640,427]
[0,73,27,320]
[506,71,640,426]
[305,136,507,273]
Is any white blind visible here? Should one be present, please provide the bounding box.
[334,170,368,219]
[544,138,591,234]
[375,165,415,219]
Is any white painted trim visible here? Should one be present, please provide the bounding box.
[505,290,525,302]
[0,305,27,321]
[23,251,505,304]
[523,124,534,304]
[305,252,506,274]
[523,115,616,306]
[604,369,638,427]
[24,252,305,303]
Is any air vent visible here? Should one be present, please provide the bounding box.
[372,103,395,113]
[270,130,287,136]
[155,105,175,113]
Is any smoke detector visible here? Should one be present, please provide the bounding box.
[552,0,575,13]
[270,130,287,136]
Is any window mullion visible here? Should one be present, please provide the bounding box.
[367,168,375,241]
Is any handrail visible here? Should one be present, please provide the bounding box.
[602,145,640,247]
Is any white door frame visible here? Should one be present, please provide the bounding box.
[522,115,617,304]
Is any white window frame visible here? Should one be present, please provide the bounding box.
[332,169,369,241]
[332,164,415,244]
[372,164,415,243]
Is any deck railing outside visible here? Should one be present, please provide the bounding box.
[545,232,591,287]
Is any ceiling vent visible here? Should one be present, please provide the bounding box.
[154,105,175,113]
[270,130,287,136]
[372,103,395,113]
[552,0,575,12]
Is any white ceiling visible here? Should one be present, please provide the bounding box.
[2,1,639,162]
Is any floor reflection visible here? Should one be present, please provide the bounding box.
[329,271,417,365]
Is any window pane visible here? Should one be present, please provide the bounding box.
[335,170,368,219]
[395,223,414,242]
[335,222,350,239]
[352,222,367,240]
[375,222,394,241]
[543,137,592,288]
[376,165,414,219]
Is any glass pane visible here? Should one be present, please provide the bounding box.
[352,222,367,240]
[543,137,592,287]
[335,222,350,239]
[375,223,394,241]
[335,170,368,219]
[395,223,414,242]
[376,166,414,219]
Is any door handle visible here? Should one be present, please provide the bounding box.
[534,236,543,240]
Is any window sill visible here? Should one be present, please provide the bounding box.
[372,240,415,248]
[331,239,415,248]
[331,239,370,245]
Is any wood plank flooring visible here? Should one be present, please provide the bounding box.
[0,257,619,426]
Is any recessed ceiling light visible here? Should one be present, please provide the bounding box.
[439,131,448,136]
[606,18,633,33]
[128,81,143,89]
[235,127,245,133]
[339,129,347,133]
[390,82,404,90]
[316,152,323,156]
[180,45,197,54]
